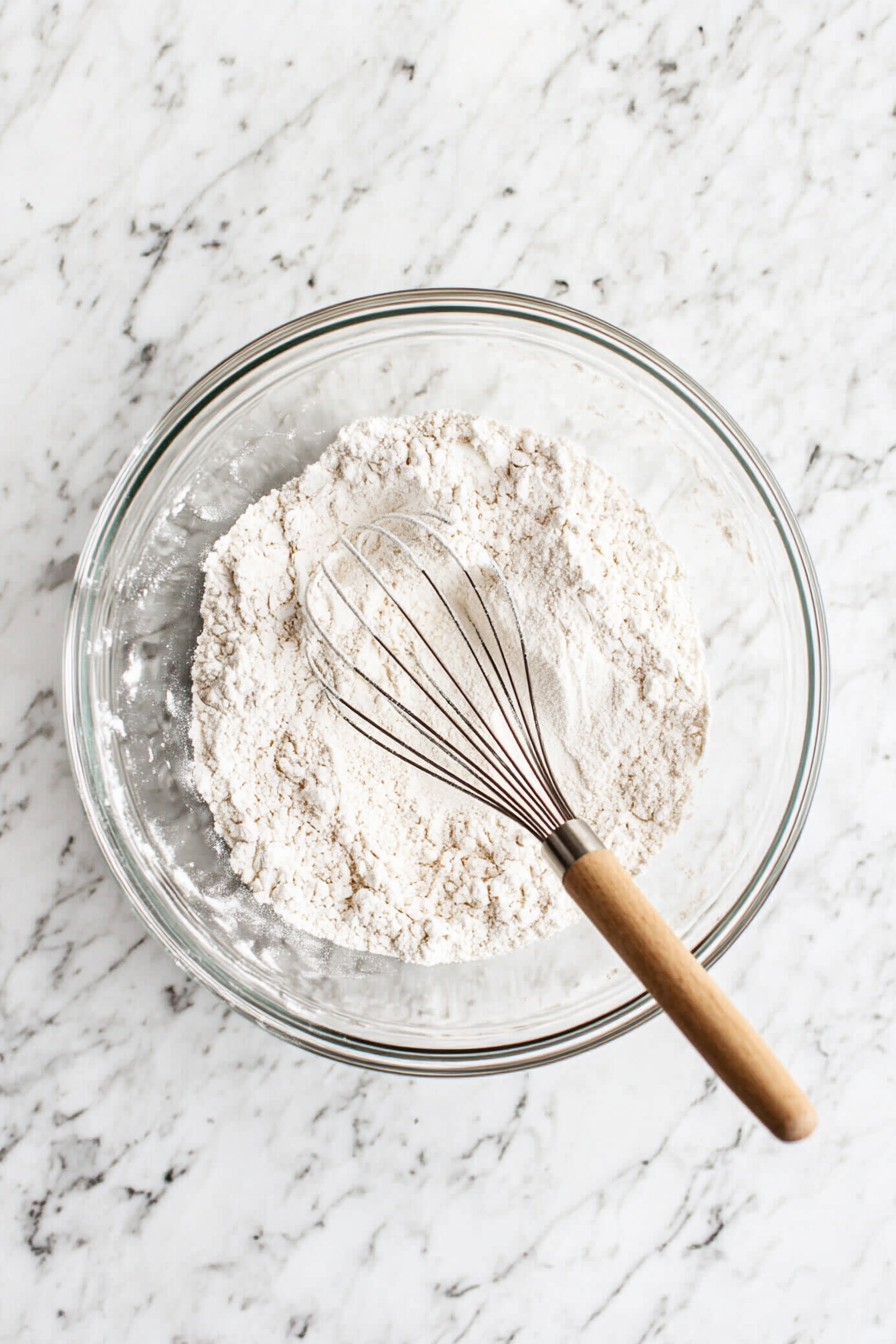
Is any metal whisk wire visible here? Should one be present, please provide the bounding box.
[304,511,574,842]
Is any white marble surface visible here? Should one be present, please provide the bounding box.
[2,0,895,1338]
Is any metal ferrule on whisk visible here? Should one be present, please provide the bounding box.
[542,819,603,877]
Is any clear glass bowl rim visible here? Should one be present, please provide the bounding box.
[63,287,830,1075]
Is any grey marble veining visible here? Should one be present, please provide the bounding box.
[2,0,895,1339]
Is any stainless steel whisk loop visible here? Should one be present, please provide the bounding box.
[304,511,583,847]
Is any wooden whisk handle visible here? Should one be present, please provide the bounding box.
[563,848,816,1143]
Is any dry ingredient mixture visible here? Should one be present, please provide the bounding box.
[190,411,708,965]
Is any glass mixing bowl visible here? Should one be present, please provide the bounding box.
[63,289,828,1073]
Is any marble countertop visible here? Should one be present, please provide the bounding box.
[2,1,894,1339]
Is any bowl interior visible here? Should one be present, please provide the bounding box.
[70,297,824,1067]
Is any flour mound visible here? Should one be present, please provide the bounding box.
[189,411,707,965]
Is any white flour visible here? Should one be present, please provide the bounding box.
[190,410,708,965]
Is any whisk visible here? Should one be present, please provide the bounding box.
[305,511,816,1142]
